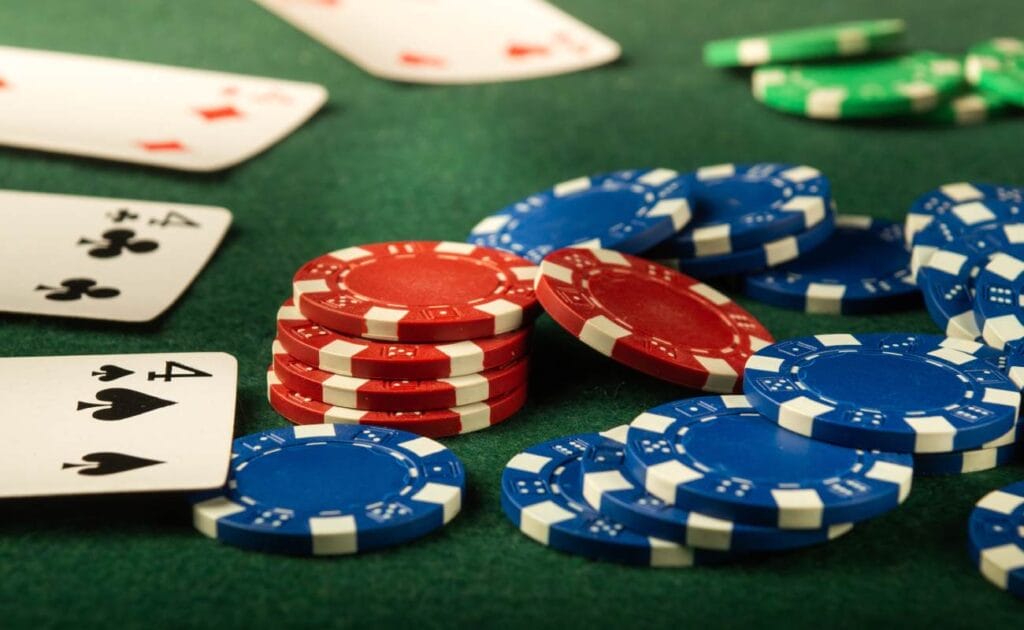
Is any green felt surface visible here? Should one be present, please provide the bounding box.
[1,0,1023,628]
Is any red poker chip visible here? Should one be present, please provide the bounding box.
[292,241,540,342]
[267,369,528,438]
[276,299,532,379]
[535,247,774,393]
[272,339,529,411]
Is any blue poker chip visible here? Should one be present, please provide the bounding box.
[742,215,918,315]
[743,333,1021,453]
[910,197,1024,280]
[189,425,465,556]
[653,163,832,258]
[467,169,693,264]
[914,442,1019,476]
[662,205,836,279]
[976,253,1024,351]
[918,223,1024,341]
[623,395,913,529]
[580,425,855,551]
[967,480,1024,601]
[905,182,1024,247]
[500,432,736,567]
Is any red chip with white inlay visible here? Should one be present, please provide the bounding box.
[292,241,540,342]
[535,247,774,393]
[272,339,529,411]
[267,369,527,438]
[276,299,532,379]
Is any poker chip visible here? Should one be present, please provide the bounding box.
[975,252,1024,351]
[268,370,527,438]
[904,182,1024,248]
[189,424,464,556]
[652,163,832,258]
[703,19,905,68]
[914,442,1019,476]
[916,89,1011,126]
[276,300,532,380]
[535,247,773,393]
[743,333,1021,453]
[967,480,1024,600]
[917,223,1024,340]
[752,52,965,119]
[623,396,913,529]
[500,432,735,567]
[741,215,918,315]
[293,241,539,342]
[909,198,1024,280]
[580,424,854,551]
[272,339,528,411]
[966,38,1024,106]
[467,169,693,264]
[667,207,836,279]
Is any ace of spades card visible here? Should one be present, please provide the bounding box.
[0,190,232,322]
[0,353,237,498]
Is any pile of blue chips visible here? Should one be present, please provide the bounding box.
[468,163,921,316]
[501,332,1023,581]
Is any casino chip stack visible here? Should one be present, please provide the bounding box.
[908,182,1024,345]
[499,395,909,567]
[703,20,1023,126]
[744,333,1023,477]
[268,241,538,439]
[968,480,1024,601]
[190,425,465,556]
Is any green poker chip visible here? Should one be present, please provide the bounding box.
[917,89,1011,125]
[966,38,1024,106]
[752,51,965,119]
[704,19,906,68]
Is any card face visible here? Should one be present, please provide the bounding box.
[0,46,327,171]
[0,190,231,322]
[253,0,621,84]
[0,353,237,498]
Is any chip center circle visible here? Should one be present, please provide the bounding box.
[681,414,859,481]
[800,351,967,410]
[698,178,786,216]
[237,443,412,511]
[519,186,648,237]
[345,254,501,306]
[588,270,737,348]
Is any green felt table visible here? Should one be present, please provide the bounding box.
[1,1,1022,628]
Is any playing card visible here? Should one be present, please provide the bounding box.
[0,353,237,498]
[0,46,327,171]
[253,0,621,84]
[0,190,231,322]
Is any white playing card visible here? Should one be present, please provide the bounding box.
[0,353,237,498]
[0,190,231,322]
[0,46,328,171]
[253,0,621,84]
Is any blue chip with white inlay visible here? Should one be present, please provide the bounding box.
[652,163,832,259]
[904,182,1024,247]
[975,253,1024,351]
[742,333,1021,453]
[623,395,913,530]
[909,196,1024,280]
[500,432,736,566]
[918,223,1024,341]
[664,206,836,279]
[743,215,918,314]
[189,424,465,556]
[968,480,1024,601]
[581,424,855,550]
[467,168,693,264]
